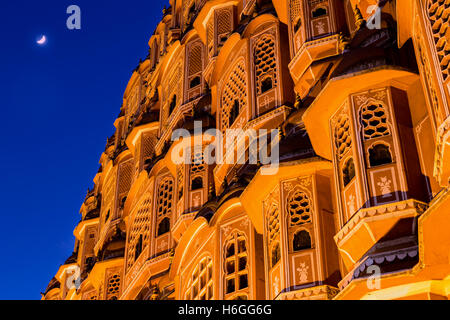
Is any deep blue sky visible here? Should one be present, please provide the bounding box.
[0,0,167,299]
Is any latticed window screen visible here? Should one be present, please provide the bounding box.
[164,62,182,121]
[207,18,215,57]
[224,232,249,296]
[106,273,121,300]
[102,171,116,224]
[127,87,140,120]
[254,35,278,95]
[334,113,352,160]
[360,104,390,140]
[186,256,214,300]
[141,133,156,165]
[428,0,450,80]
[187,42,203,90]
[290,0,301,30]
[190,148,206,173]
[156,177,174,236]
[287,189,312,226]
[118,160,134,207]
[190,147,206,190]
[188,44,203,77]
[217,8,232,47]
[126,196,152,271]
[177,165,185,200]
[221,60,247,131]
[266,203,280,246]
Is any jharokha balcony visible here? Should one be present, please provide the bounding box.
[334,199,428,284]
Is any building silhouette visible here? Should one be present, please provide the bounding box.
[43,0,450,300]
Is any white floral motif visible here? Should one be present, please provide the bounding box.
[316,22,325,34]
[158,239,168,251]
[347,194,356,214]
[297,262,310,283]
[355,95,368,106]
[283,182,294,193]
[377,176,392,197]
[298,176,312,188]
[240,219,249,229]
[193,194,200,207]
[222,226,232,236]
[273,276,280,295]
[261,96,270,108]
[373,90,386,101]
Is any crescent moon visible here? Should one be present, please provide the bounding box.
[37,35,47,45]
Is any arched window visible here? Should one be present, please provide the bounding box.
[190,76,201,88]
[120,196,127,209]
[157,217,170,236]
[293,230,312,251]
[134,234,143,261]
[191,177,203,190]
[229,100,240,127]
[294,17,302,33]
[261,77,273,93]
[287,190,312,226]
[271,242,281,268]
[169,95,177,115]
[427,0,450,80]
[224,232,248,296]
[186,256,213,300]
[343,158,356,187]
[155,177,174,237]
[312,7,328,18]
[369,144,393,167]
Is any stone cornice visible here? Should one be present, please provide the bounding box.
[277,285,340,300]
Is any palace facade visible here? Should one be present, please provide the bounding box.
[43,0,450,300]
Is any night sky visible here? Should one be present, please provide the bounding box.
[0,0,167,299]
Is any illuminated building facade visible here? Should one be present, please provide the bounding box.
[43,0,450,300]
